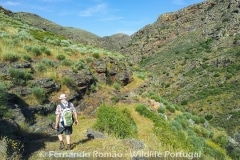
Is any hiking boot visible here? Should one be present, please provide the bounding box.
[59,141,65,150]
[66,144,71,150]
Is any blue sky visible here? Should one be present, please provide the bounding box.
[0,0,205,37]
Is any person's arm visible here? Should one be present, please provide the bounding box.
[70,103,78,125]
[74,111,78,125]
[55,105,61,129]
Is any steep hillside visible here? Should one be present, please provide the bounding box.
[121,0,240,135]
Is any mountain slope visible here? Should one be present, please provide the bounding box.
[121,0,240,135]
[13,12,100,45]
[12,12,131,51]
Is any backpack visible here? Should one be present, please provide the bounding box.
[60,102,74,127]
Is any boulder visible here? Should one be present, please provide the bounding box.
[86,128,107,139]
[33,78,60,94]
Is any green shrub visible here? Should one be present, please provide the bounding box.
[181,100,188,105]
[213,135,228,148]
[203,57,209,62]
[192,115,205,124]
[227,64,240,74]
[62,77,76,88]
[3,53,20,62]
[94,104,137,138]
[135,104,160,122]
[192,126,211,138]
[35,59,56,72]
[135,104,169,131]
[73,60,86,70]
[158,107,165,113]
[40,46,51,55]
[141,92,150,98]
[187,129,196,136]
[92,53,100,59]
[35,63,47,72]
[200,39,212,50]
[171,120,183,131]
[136,71,146,79]
[213,72,220,77]
[56,54,66,61]
[112,82,121,90]
[188,136,205,152]
[24,45,42,56]
[86,57,94,63]
[110,95,119,104]
[41,58,56,68]
[205,114,213,120]
[60,40,71,46]
[8,68,32,85]
[24,45,32,52]
[89,84,96,92]
[175,115,189,129]
[182,112,192,119]
[32,87,46,104]
[61,59,73,66]
[31,46,42,56]
[166,105,175,113]
[23,54,32,62]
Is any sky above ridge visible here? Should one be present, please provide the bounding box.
[0,0,205,37]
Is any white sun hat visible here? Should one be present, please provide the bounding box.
[58,94,67,100]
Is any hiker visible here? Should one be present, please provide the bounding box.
[54,94,78,150]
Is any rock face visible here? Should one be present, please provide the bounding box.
[0,56,132,98]
[92,58,133,85]
[61,69,95,92]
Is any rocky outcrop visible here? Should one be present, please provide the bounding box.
[92,58,133,85]
[61,69,95,92]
